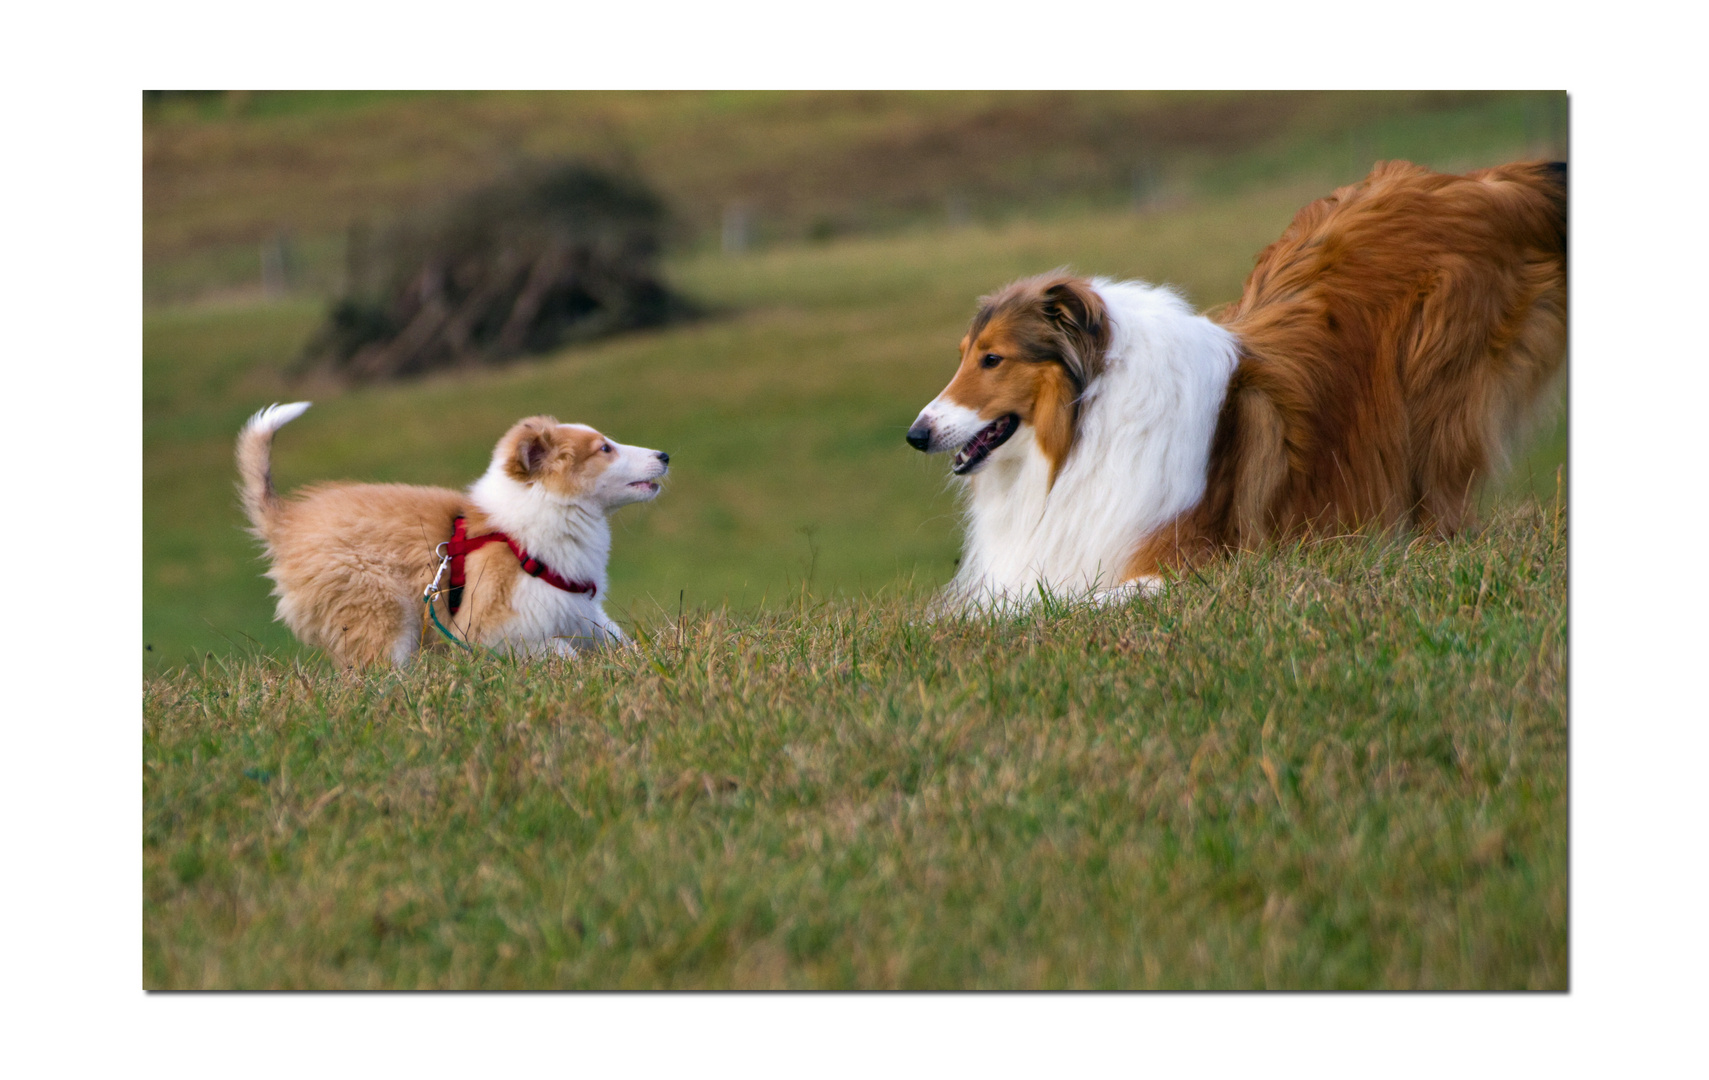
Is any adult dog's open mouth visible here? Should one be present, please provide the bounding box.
[951,414,1020,475]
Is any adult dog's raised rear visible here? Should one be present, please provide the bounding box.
[907,160,1567,608]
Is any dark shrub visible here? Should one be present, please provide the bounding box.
[302,161,694,381]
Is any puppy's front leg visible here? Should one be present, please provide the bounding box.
[550,637,580,659]
[597,616,627,646]
[578,607,626,648]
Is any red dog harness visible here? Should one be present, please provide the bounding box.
[443,515,596,615]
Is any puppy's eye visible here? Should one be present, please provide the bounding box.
[981,353,1002,369]
[601,443,612,454]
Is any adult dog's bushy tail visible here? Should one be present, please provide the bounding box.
[236,402,311,541]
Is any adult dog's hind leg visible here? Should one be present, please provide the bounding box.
[1407,260,1566,537]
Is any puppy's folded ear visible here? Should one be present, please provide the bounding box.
[505,422,559,481]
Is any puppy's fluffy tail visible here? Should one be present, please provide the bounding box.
[236,402,311,540]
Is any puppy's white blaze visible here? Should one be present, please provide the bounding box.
[245,400,311,435]
[914,399,987,454]
[946,279,1240,610]
[612,440,669,483]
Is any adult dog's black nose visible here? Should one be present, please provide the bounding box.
[905,422,932,451]
[656,451,670,465]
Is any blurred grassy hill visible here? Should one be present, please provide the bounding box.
[144,91,1566,302]
[142,91,1567,671]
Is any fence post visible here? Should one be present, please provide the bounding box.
[261,233,292,297]
[722,204,750,255]
[1130,162,1158,212]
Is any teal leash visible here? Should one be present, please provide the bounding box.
[423,541,477,653]
[426,593,473,651]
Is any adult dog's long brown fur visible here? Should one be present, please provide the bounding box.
[1129,159,1566,577]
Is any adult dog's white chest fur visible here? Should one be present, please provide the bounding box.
[947,280,1239,607]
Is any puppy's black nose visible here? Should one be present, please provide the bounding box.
[656,451,670,465]
[906,423,932,451]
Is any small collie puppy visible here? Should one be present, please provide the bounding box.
[236,404,669,666]
[907,160,1567,609]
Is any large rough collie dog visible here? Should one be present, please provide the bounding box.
[237,403,668,666]
[907,160,1566,608]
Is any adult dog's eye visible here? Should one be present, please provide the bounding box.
[981,353,1002,369]
[601,443,612,453]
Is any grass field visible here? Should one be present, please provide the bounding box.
[145,499,1564,990]
[143,92,1567,989]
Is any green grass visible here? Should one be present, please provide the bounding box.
[144,501,1565,990]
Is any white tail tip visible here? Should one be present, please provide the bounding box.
[245,401,312,434]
